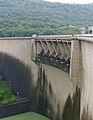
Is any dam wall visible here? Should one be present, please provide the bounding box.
[31,36,83,119]
[1,36,93,119]
[70,39,83,88]
[0,37,77,119]
[42,64,74,114]
[80,39,93,119]
[0,38,38,100]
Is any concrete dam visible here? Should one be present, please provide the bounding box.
[0,35,93,120]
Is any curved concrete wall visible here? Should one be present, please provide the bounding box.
[0,38,75,116]
[2,36,93,119]
[0,38,38,101]
[42,64,74,113]
[81,41,93,119]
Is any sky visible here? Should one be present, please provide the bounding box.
[44,0,93,4]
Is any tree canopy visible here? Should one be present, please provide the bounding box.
[0,0,93,36]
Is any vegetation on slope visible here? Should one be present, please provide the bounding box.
[0,81,16,103]
[0,0,93,36]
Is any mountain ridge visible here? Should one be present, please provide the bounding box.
[0,0,93,36]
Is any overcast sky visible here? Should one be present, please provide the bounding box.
[44,0,93,4]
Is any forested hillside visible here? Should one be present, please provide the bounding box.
[0,0,93,36]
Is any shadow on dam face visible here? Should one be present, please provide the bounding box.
[0,52,34,102]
